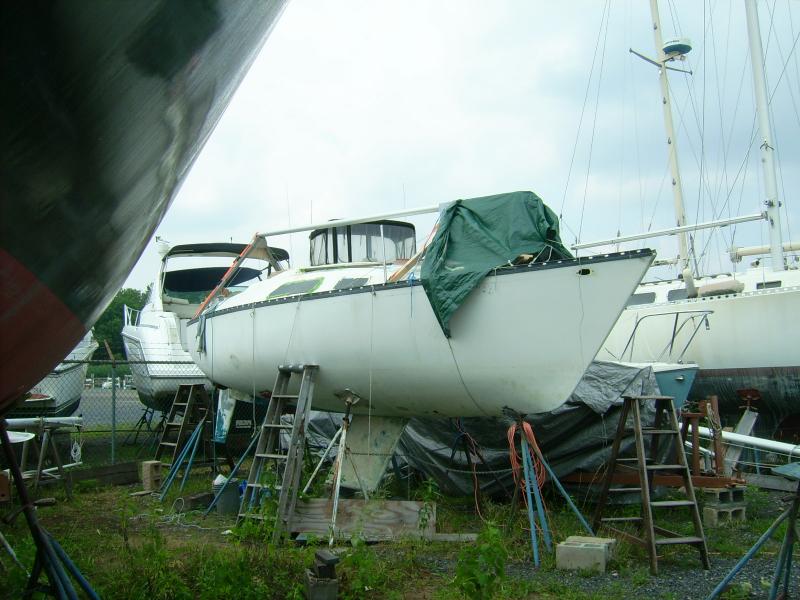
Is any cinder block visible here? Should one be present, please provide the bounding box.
[305,569,338,600]
[703,503,746,527]
[141,460,162,491]
[563,535,617,558]
[556,539,610,573]
[700,486,746,505]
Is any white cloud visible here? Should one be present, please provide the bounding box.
[125,0,800,289]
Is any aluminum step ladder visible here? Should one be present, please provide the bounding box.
[155,384,213,466]
[592,395,710,575]
[238,364,317,544]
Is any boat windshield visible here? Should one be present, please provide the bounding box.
[163,266,264,304]
[309,220,416,266]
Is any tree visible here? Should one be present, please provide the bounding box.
[92,287,149,359]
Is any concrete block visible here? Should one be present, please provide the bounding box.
[556,538,611,573]
[700,486,746,505]
[564,535,617,558]
[703,503,746,527]
[305,569,338,600]
[141,460,162,491]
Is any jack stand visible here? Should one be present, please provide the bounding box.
[451,418,511,498]
[0,419,98,599]
[506,410,595,567]
[302,390,370,545]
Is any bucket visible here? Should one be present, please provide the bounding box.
[213,478,240,516]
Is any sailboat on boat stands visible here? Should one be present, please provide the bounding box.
[595,0,800,438]
[187,191,654,420]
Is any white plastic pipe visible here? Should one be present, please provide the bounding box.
[5,417,84,428]
[693,425,800,458]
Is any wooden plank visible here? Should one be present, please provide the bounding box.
[723,409,758,476]
[744,473,798,492]
[291,499,435,541]
[70,462,140,485]
[564,471,742,488]
[426,533,478,542]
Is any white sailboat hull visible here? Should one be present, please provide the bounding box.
[602,271,800,428]
[188,251,654,417]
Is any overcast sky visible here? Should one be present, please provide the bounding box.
[125,0,800,290]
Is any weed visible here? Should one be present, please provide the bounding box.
[453,522,507,600]
[417,478,440,531]
[339,537,389,598]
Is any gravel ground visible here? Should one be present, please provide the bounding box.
[506,556,798,599]
[425,550,798,599]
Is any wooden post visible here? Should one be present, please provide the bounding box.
[708,396,725,476]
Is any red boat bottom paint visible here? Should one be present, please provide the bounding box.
[0,249,86,415]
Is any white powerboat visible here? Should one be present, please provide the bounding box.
[122,239,288,412]
[9,331,98,418]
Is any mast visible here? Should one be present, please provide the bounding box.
[745,0,786,271]
[648,0,693,279]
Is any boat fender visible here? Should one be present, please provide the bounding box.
[682,268,698,298]
[697,279,745,297]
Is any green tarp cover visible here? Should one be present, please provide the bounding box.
[420,191,573,336]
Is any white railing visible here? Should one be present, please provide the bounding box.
[123,304,141,327]
[617,309,713,363]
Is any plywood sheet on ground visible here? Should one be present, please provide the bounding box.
[292,499,435,541]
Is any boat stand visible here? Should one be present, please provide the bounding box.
[301,390,370,545]
[507,412,594,566]
[707,462,800,600]
[0,419,98,599]
[124,406,163,449]
[451,418,511,498]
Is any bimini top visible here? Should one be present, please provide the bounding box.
[166,242,289,262]
[308,220,416,266]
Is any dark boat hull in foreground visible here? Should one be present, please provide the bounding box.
[0,1,287,416]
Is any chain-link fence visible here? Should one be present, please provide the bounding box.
[4,359,214,476]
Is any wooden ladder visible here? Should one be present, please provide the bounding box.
[155,384,213,466]
[238,364,317,544]
[592,395,710,575]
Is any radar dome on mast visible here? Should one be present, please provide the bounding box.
[663,38,692,58]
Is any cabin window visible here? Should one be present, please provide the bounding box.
[311,234,328,265]
[756,280,781,290]
[667,288,688,301]
[309,221,416,266]
[268,278,323,300]
[334,277,369,290]
[626,292,656,307]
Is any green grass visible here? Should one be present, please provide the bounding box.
[0,478,795,599]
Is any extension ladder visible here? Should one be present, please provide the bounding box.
[592,395,710,575]
[155,384,213,466]
[238,364,317,543]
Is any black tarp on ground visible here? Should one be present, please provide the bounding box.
[306,361,660,497]
[397,360,659,497]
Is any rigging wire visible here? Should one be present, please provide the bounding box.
[558,0,611,241]
[577,2,611,244]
